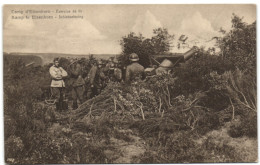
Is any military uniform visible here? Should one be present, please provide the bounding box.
[70,63,85,109]
[49,64,68,111]
[104,61,113,73]
[113,68,122,82]
[86,64,106,99]
[155,59,174,75]
[125,62,144,82]
[155,67,170,75]
[107,67,122,82]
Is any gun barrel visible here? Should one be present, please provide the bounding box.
[25,62,35,67]
[183,46,198,61]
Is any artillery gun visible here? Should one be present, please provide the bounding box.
[145,46,199,75]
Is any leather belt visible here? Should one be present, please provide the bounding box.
[52,78,63,81]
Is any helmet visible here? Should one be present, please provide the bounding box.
[69,58,74,63]
[159,59,174,68]
[97,60,103,65]
[109,63,115,70]
[53,57,60,62]
[129,53,139,62]
[113,58,119,64]
[108,58,113,62]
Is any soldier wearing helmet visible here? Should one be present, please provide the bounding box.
[156,59,174,75]
[86,60,106,99]
[107,58,122,82]
[103,57,114,73]
[125,53,145,83]
[113,59,123,82]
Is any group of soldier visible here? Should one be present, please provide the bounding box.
[49,53,145,111]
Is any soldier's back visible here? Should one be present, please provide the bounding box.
[126,62,144,82]
[129,62,144,72]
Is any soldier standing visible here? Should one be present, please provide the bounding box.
[104,57,113,71]
[49,58,68,111]
[69,60,86,110]
[86,60,107,99]
[108,59,122,82]
[125,53,145,83]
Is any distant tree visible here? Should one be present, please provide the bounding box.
[119,32,147,66]
[151,28,175,54]
[119,28,174,68]
[217,14,256,71]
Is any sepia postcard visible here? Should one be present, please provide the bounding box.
[3,4,257,164]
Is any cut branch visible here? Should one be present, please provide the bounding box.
[158,97,162,113]
[229,97,235,120]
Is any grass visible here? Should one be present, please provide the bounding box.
[4,56,257,163]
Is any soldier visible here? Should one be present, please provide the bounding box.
[105,57,113,70]
[155,59,174,75]
[108,59,122,82]
[69,60,86,110]
[86,60,106,99]
[125,53,145,83]
[49,58,68,111]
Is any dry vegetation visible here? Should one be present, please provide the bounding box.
[4,14,256,164]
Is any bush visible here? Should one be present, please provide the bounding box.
[217,14,256,71]
[228,109,257,138]
[138,132,210,163]
[222,69,256,112]
[199,89,230,111]
[173,50,234,96]
[5,136,24,162]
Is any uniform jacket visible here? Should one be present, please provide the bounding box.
[155,67,171,75]
[88,65,106,88]
[70,63,85,87]
[49,65,68,87]
[125,62,144,82]
[108,68,122,82]
[103,62,112,73]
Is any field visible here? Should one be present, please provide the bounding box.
[4,14,257,164]
[4,52,118,65]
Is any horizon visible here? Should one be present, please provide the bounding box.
[3,5,256,54]
[4,52,120,55]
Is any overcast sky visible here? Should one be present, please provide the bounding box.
[3,4,256,54]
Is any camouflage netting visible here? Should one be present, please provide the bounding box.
[67,74,220,135]
[71,81,156,122]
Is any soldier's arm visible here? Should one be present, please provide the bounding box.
[115,69,122,80]
[49,67,61,79]
[89,66,97,85]
[125,67,130,82]
[60,67,68,77]
[70,64,80,77]
[103,64,109,72]
[99,69,107,80]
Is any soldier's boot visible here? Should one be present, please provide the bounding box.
[59,101,64,112]
[62,100,68,111]
[55,102,60,111]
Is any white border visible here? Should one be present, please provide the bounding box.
[0,1,259,165]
